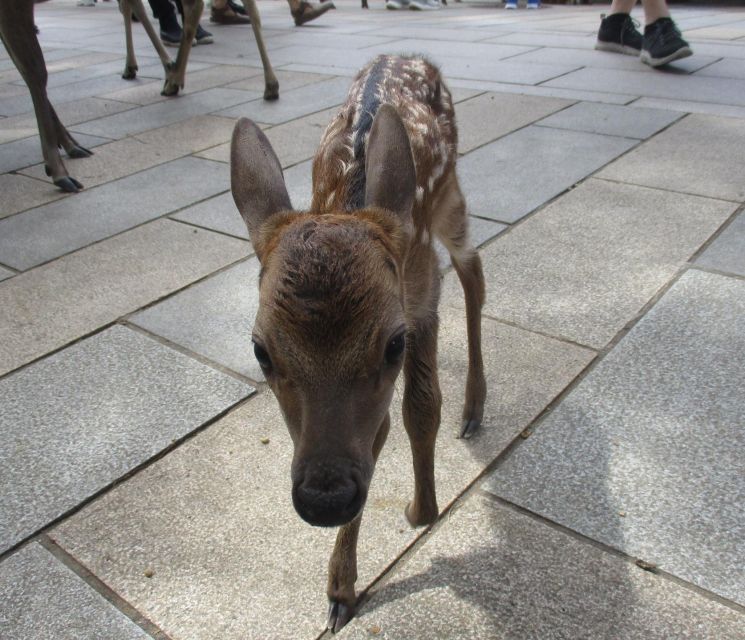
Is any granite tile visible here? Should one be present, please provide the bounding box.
[171,191,247,239]
[71,88,259,139]
[365,25,507,43]
[0,219,248,376]
[483,31,597,49]
[436,216,507,270]
[455,92,573,154]
[216,76,352,124]
[224,68,334,94]
[0,131,110,174]
[630,97,745,119]
[0,157,229,270]
[0,266,14,282]
[0,174,66,219]
[536,102,682,139]
[695,211,745,277]
[266,32,397,51]
[485,270,745,605]
[361,39,534,63]
[598,114,745,202]
[478,178,737,348]
[340,496,745,640]
[0,324,252,552]
[457,125,636,223]
[545,67,745,107]
[440,56,578,86]
[695,57,745,80]
[51,307,593,640]
[0,544,149,640]
[284,159,314,211]
[20,115,236,189]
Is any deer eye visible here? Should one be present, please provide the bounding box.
[384,331,406,365]
[253,340,272,372]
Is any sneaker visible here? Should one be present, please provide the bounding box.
[527,0,540,8]
[195,24,213,44]
[641,17,692,67]
[409,0,441,10]
[160,26,182,46]
[386,0,409,7]
[595,13,643,56]
[76,0,96,6]
[227,0,247,15]
[505,0,517,8]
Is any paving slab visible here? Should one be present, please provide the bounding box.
[71,87,260,139]
[695,57,745,81]
[0,266,14,282]
[361,39,534,63]
[0,219,248,376]
[20,114,236,189]
[0,543,149,640]
[455,92,573,154]
[216,76,352,125]
[545,67,745,107]
[224,68,335,95]
[536,101,682,139]
[630,96,745,120]
[695,211,745,277]
[486,269,745,605]
[440,56,578,86]
[458,125,636,223]
[0,131,109,174]
[598,114,745,202]
[0,157,229,270]
[478,178,736,348]
[339,496,745,640]
[0,324,252,553]
[436,216,507,270]
[0,174,66,219]
[52,305,593,640]
[171,191,247,239]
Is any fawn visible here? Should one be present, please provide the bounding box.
[230,55,486,632]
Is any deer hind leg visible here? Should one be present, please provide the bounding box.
[121,0,176,88]
[163,0,201,95]
[433,170,486,439]
[326,413,390,633]
[402,261,443,527]
[50,103,92,159]
[0,3,82,192]
[240,0,279,100]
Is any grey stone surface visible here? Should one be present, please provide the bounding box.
[0,265,14,282]
[216,76,352,125]
[630,96,745,120]
[361,39,534,63]
[130,258,262,381]
[0,132,109,174]
[455,92,573,154]
[171,191,247,239]
[224,69,334,95]
[440,56,578,86]
[478,178,736,348]
[485,270,745,605]
[545,67,745,107]
[598,114,745,202]
[72,88,259,139]
[0,174,66,219]
[458,126,636,223]
[0,543,149,640]
[0,324,252,553]
[537,102,682,139]
[0,157,229,270]
[284,159,314,211]
[339,496,745,640]
[0,220,248,376]
[695,57,745,80]
[696,211,745,277]
[52,307,593,640]
[436,216,507,270]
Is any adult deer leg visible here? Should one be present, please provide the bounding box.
[0,1,87,192]
[164,0,201,95]
[240,0,279,100]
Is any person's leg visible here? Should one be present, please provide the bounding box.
[149,0,182,45]
[640,0,691,67]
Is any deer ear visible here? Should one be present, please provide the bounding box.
[364,105,415,232]
[231,118,292,248]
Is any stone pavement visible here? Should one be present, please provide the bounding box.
[1,0,744,637]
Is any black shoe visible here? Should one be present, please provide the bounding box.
[227,0,247,15]
[595,13,643,56]
[160,26,182,46]
[195,24,213,44]
[641,17,692,67]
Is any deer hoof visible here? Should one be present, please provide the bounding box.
[54,176,83,193]
[326,600,354,634]
[161,80,180,96]
[122,65,138,80]
[459,417,481,439]
[405,501,438,527]
[263,80,279,101]
[68,144,93,159]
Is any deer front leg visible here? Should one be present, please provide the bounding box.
[119,0,138,79]
[240,0,279,100]
[50,103,92,159]
[326,414,390,633]
[162,0,201,95]
[402,311,442,527]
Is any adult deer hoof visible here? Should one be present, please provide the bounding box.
[292,1,335,26]
[161,80,180,96]
[122,65,138,80]
[263,80,279,101]
[68,144,93,159]
[459,417,481,439]
[327,599,354,634]
[54,176,83,193]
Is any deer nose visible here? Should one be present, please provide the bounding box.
[292,461,364,527]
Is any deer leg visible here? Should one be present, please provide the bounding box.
[361,0,369,8]
[163,0,200,95]
[402,289,442,527]
[50,103,92,158]
[434,173,486,439]
[119,0,139,79]
[240,0,279,100]
[0,3,82,192]
[326,413,390,633]
[123,0,176,87]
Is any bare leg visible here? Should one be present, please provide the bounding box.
[326,414,390,633]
